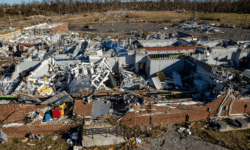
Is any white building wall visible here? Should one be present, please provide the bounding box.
[148,58,184,77]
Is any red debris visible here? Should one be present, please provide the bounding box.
[53,109,61,118]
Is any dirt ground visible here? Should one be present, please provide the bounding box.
[139,124,227,150]
[0,133,73,150]
[139,120,250,150]
[1,11,249,29]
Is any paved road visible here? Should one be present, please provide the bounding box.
[69,23,250,41]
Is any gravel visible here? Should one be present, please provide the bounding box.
[139,127,227,150]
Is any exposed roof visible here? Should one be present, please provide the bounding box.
[137,39,178,48]
[73,100,93,117]
[0,104,47,124]
[145,46,195,51]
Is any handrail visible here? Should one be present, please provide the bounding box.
[82,126,128,140]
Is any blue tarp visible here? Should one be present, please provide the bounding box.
[105,40,128,57]
[116,47,128,57]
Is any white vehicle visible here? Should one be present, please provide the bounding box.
[231,24,235,28]
[214,23,219,27]
[213,28,220,32]
[209,23,215,26]
[161,27,168,30]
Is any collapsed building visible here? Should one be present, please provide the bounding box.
[0,22,250,139]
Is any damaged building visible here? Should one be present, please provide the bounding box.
[1,22,250,147]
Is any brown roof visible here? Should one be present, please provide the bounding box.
[143,97,156,102]
[145,46,195,51]
[2,123,78,137]
[134,105,141,111]
[73,100,93,117]
[0,104,47,124]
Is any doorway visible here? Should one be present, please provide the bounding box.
[139,63,145,74]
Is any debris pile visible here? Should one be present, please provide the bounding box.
[0,22,250,148]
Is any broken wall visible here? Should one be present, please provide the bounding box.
[52,22,68,33]
[135,50,147,74]
[0,29,22,41]
[196,60,224,90]
[11,61,41,80]
[147,58,185,77]
[121,94,250,126]
[231,49,250,68]
[106,51,135,71]
[210,46,238,62]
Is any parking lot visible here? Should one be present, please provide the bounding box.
[69,23,250,40]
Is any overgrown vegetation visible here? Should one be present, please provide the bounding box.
[175,120,250,150]
[118,122,167,139]
[0,0,250,17]
[0,133,72,150]
[142,30,152,36]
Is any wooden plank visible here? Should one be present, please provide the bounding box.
[41,91,68,104]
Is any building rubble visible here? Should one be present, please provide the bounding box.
[0,22,250,146]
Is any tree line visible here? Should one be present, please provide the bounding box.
[0,0,249,17]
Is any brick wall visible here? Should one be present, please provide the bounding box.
[2,123,78,137]
[121,94,250,126]
[52,22,68,33]
[0,104,47,124]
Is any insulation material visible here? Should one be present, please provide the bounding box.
[120,69,148,90]
[18,96,42,103]
[152,77,162,90]
[0,129,8,144]
[41,91,68,104]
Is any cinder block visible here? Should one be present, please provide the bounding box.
[235,118,248,128]
[217,121,228,130]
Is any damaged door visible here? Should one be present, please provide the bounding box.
[139,63,145,74]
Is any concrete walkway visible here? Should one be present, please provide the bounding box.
[82,132,126,147]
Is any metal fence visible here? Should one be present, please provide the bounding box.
[82,126,128,140]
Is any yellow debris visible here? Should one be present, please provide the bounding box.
[59,103,66,116]
[41,85,51,94]
[0,29,20,36]
[52,86,56,92]
[171,91,182,95]
[129,138,135,141]
[156,72,166,82]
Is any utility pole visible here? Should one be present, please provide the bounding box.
[241,15,247,37]
[8,17,11,28]
[193,1,197,19]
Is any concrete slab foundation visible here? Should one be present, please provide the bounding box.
[82,133,126,147]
